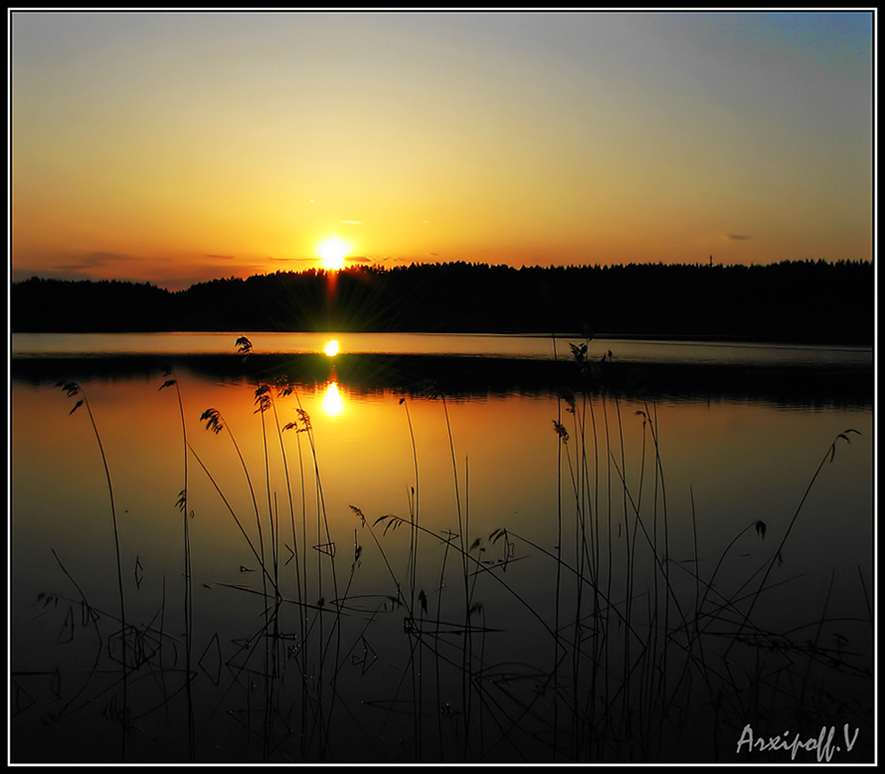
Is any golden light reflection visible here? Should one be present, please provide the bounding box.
[324,339,339,357]
[322,381,344,416]
[317,237,350,271]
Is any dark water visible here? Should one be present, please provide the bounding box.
[10,334,875,763]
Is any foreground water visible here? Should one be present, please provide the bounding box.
[9,333,875,763]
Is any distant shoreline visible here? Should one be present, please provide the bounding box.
[11,261,874,347]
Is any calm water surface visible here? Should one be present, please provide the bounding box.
[10,333,875,763]
[10,330,874,367]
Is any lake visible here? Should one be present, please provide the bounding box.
[9,332,875,763]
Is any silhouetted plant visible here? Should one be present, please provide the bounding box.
[28,353,870,765]
[56,380,129,760]
[160,369,196,761]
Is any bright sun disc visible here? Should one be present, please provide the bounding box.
[324,340,339,356]
[317,237,350,271]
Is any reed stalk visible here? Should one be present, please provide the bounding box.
[159,371,195,761]
[58,381,129,760]
[35,352,868,765]
[728,429,861,655]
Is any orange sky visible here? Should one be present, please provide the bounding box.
[10,11,874,290]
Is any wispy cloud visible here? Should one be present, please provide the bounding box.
[206,254,235,260]
[22,251,146,281]
[725,234,750,241]
[12,250,152,285]
[57,251,142,271]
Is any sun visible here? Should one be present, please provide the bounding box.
[317,237,351,271]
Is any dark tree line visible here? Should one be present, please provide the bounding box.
[10,260,874,345]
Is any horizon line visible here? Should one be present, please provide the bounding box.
[10,256,872,292]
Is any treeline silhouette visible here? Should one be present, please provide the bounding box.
[11,260,874,345]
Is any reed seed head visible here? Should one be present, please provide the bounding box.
[201,408,224,434]
[553,420,569,442]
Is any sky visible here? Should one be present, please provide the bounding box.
[10,9,875,290]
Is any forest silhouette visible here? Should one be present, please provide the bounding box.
[10,260,873,345]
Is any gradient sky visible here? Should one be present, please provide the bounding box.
[10,10,874,290]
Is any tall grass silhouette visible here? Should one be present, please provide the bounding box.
[57,380,130,761]
[17,340,870,764]
[159,367,196,761]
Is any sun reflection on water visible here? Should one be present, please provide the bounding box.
[322,381,344,416]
